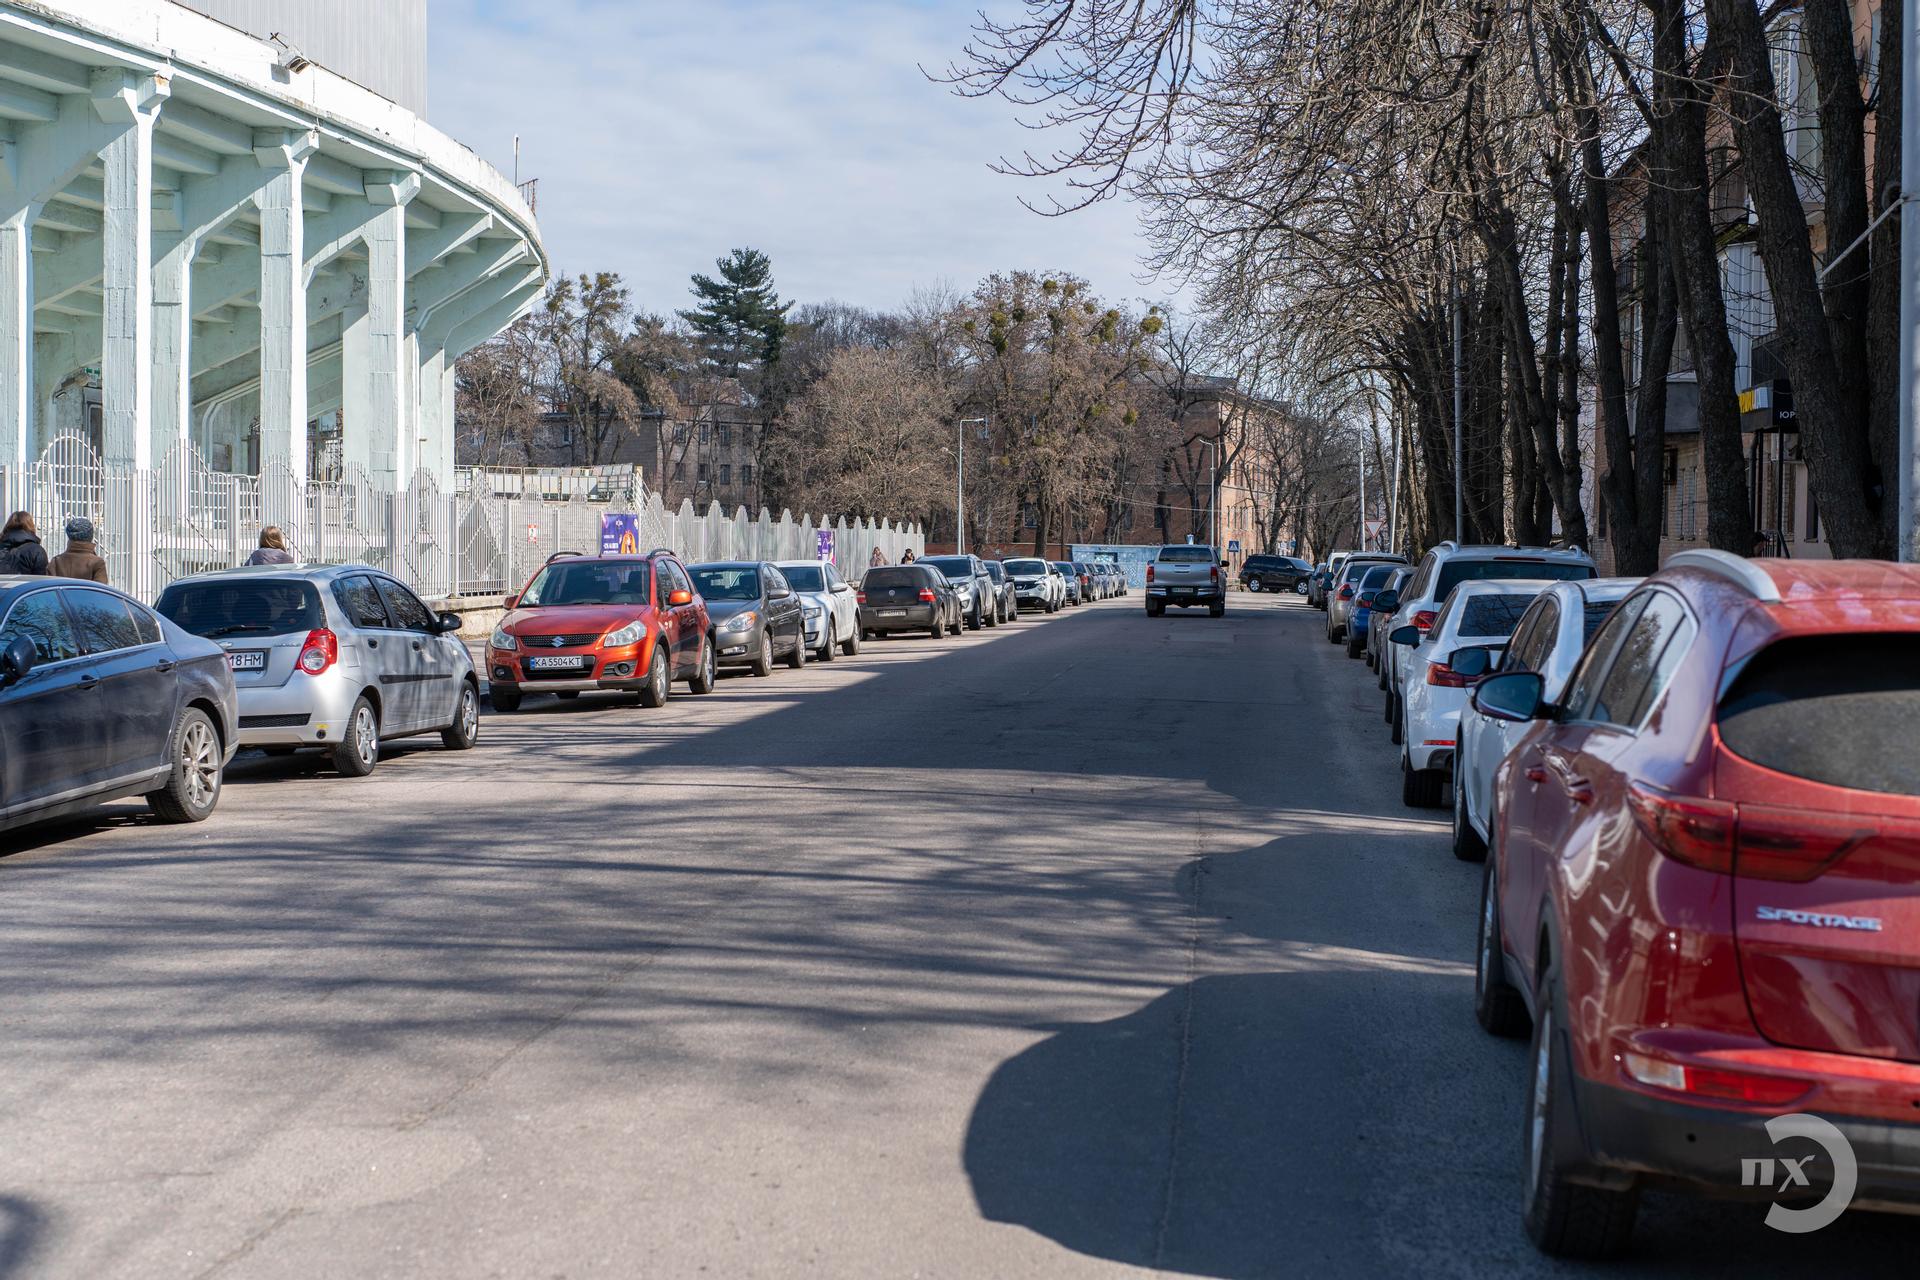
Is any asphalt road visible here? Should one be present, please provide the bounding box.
[0,592,1911,1278]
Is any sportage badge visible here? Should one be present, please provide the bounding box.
[1754,905,1883,931]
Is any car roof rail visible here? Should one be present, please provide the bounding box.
[1663,549,1781,602]
[644,547,677,558]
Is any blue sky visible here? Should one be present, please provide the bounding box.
[428,0,1177,316]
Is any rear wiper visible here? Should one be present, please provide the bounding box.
[204,623,272,637]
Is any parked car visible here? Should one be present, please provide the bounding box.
[1451,577,1641,861]
[1387,578,1549,807]
[1045,562,1071,609]
[2,577,237,831]
[1052,561,1084,607]
[1471,552,1920,1257]
[158,564,477,776]
[1144,544,1225,617]
[1003,557,1059,613]
[1325,554,1407,644]
[473,551,715,712]
[1382,542,1597,743]
[1366,567,1414,672]
[1068,560,1097,602]
[920,554,998,630]
[1342,563,1403,659]
[859,563,963,637]
[981,560,1019,622]
[772,559,862,661]
[1305,562,1332,608]
[1239,553,1311,594]
[689,561,808,675]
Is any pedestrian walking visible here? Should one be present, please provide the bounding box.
[869,546,886,567]
[901,548,916,563]
[48,516,107,583]
[245,526,296,566]
[0,510,48,575]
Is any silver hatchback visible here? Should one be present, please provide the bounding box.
[155,563,479,777]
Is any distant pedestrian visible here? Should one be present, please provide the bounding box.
[245,526,296,566]
[0,510,48,576]
[48,516,107,583]
[1750,531,1769,558]
[901,548,916,563]
[869,546,886,567]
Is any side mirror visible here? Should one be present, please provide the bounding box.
[433,611,463,635]
[769,585,792,600]
[1374,590,1399,613]
[1448,646,1494,679]
[1472,671,1548,723]
[504,593,520,609]
[667,589,693,606]
[1389,625,1422,646]
[0,633,35,686]
[832,581,852,594]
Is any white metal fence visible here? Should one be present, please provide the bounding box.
[1,433,924,604]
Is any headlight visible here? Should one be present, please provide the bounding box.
[603,621,646,648]
[489,628,518,651]
[803,603,824,619]
[720,611,758,633]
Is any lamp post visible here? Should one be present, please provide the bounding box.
[1902,0,1919,559]
[956,416,988,554]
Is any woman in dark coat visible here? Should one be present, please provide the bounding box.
[0,511,48,575]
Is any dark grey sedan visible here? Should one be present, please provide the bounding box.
[0,576,238,835]
[858,564,963,637]
[688,561,808,676]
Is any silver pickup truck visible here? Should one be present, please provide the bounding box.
[1144,544,1225,617]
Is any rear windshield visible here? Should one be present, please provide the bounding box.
[983,563,1005,581]
[690,566,761,601]
[1719,634,1920,796]
[1359,566,1397,590]
[1052,562,1075,573]
[522,560,651,606]
[920,557,973,578]
[1458,594,1537,637]
[1004,559,1047,575]
[1437,559,1592,599]
[1157,546,1214,563]
[863,567,928,590]
[157,579,325,638]
[1583,601,1622,639]
[780,566,826,592]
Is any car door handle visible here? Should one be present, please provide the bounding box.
[366,638,379,649]
[411,640,423,651]
[78,673,98,689]
[154,660,175,673]
[1524,766,1548,785]
[1544,754,1594,804]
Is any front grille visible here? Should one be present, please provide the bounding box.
[239,713,310,729]
[519,632,601,648]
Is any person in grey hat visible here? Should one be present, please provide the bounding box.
[48,515,107,583]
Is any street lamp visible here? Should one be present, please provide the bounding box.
[956,416,989,554]
[1199,436,1219,551]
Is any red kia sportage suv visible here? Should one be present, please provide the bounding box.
[1471,550,1920,1256]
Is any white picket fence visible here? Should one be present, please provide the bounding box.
[0,433,924,604]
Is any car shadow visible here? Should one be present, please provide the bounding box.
[0,1196,46,1279]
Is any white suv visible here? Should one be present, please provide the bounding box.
[1380,542,1597,738]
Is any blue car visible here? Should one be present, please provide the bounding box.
[1343,563,1402,660]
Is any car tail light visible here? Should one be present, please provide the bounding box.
[296,628,337,675]
[1426,660,1472,688]
[917,588,936,603]
[1210,565,1220,582]
[1734,803,1876,882]
[1622,1052,1810,1105]
[1626,782,1737,874]
[1146,565,1155,583]
[856,591,867,604]
[1358,592,1376,609]
[1411,609,1437,632]
[1337,584,1354,600]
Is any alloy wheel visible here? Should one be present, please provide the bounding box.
[181,718,219,810]
[353,705,377,768]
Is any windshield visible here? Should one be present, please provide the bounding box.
[1051,563,1075,574]
[690,566,762,601]
[983,562,1006,581]
[1005,559,1047,575]
[1458,594,1538,637]
[1157,546,1214,563]
[920,557,974,579]
[780,566,826,592]
[1436,559,1592,599]
[156,579,325,638]
[521,560,652,606]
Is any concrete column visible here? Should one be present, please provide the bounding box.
[415,340,453,487]
[94,69,168,468]
[341,170,418,485]
[152,235,192,461]
[0,206,34,472]
[253,128,317,483]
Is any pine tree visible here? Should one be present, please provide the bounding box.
[677,247,793,379]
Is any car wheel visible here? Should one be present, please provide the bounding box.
[751,630,775,677]
[1453,773,1488,862]
[1209,600,1225,618]
[841,624,861,656]
[1146,601,1164,617]
[146,706,222,823]
[688,635,717,693]
[930,614,946,639]
[1246,577,1260,593]
[1401,750,1444,808]
[1390,701,1404,745]
[1523,966,1639,1257]
[441,682,480,749]
[331,696,380,778]
[967,603,982,631]
[786,625,807,669]
[816,625,837,662]
[491,687,522,713]
[1345,628,1364,659]
[639,643,672,707]
[1475,850,1528,1037]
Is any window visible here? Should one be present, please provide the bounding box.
[664,559,694,599]
[332,576,392,629]
[65,589,144,654]
[1500,600,1558,673]
[718,464,731,486]
[131,605,161,646]
[160,579,326,638]
[375,578,435,632]
[1560,594,1650,720]
[697,463,710,483]
[673,423,689,444]
[741,465,752,488]
[523,561,651,606]
[1720,634,1920,796]
[717,424,732,446]
[700,423,712,445]
[0,590,79,663]
[1587,593,1692,728]
[673,462,685,482]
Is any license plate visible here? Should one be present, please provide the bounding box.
[1174,587,1194,596]
[528,655,588,670]
[878,609,906,617]
[227,650,265,671]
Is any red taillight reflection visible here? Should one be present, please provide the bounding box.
[855,591,867,604]
[1735,804,1876,882]
[1146,565,1155,583]
[296,628,338,675]
[1337,584,1354,600]
[1358,592,1376,609]
[1210,565,1220,582]
[1627,782,1737,874]
[1411,609,1437,632]
[917,588,937,603]
[1425,661,1471,688]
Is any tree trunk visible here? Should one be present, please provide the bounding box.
[1632,204,1678,574]
[1865,0,1904,536]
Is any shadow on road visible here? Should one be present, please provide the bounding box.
[0,1197,47,1280]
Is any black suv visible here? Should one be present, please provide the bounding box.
[1238,554,1310,593]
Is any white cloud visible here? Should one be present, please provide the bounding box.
[428,0,1182,314]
